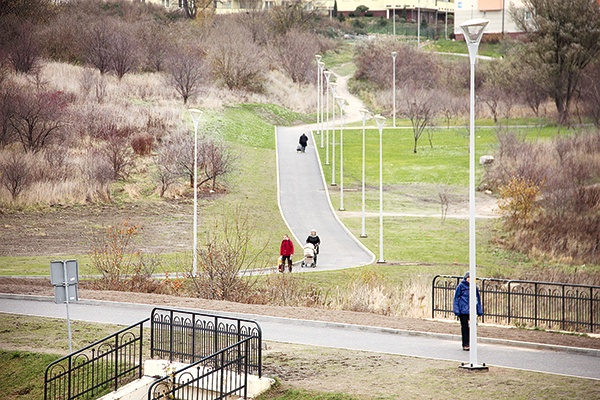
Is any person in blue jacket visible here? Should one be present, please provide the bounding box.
[453,271,483,351]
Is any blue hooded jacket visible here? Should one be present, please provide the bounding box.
[453,273,483,316]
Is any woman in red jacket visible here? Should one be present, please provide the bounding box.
[279,234,294,272]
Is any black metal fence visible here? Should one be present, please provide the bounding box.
[432,275,600,333]
[44,319,148,400]
[150,307,262,378]
[148,337,251,400]
[44,307,263,399]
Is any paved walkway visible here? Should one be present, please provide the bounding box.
[2,295,598,380]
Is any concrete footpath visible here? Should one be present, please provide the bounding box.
[1,295,598,380]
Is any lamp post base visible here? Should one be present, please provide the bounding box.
[331,183,337,186]
[459,363,489,371]
[377,259,386,263]
[360,234,368,238]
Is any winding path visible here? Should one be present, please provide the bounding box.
[276,73,374,272]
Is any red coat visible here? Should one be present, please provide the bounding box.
[280,238,294,256]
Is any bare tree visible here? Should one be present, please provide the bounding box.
[109,21,140,80]
[79,149,113,202]
[438,92,462,128]
[0,150,32,199]
[165,45,206,104]
[6,20,41,74]
[436,183,451,225]
[400,88,437,153]
[272,28,320,86]
[9,90,69,153]
[355,40,440,90]
[267,0,321,35]
[198,138,235,191]
[208,23,266,91]
[154,133,185,197]
[188,206,268,302]
[81,18,113,75]
[0,80,18,147]
[97,125,136,180]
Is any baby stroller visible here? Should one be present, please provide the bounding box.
[301,243,317,268]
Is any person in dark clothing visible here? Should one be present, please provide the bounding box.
[299,132,308,153]
[453,271,483,351]
[305,229,320,265]
[280,234,294,272]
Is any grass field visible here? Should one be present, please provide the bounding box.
[1,314,598,400]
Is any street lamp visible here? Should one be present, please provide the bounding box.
[188,108,203,277]
[315,55,322,138]
[359,108,371,238]
[392,51,397,128]
[460,17,489,372]
[330,82,337,186]
[324,70,333,165]
[336,96,347,211]
[392,7,396,36]
[417,0,421,48]
[374,115,386,263]
[319,61,325,148]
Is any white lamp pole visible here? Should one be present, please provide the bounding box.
[330,82,337,186]
[393,8,396,36]
[374,115,386,263]
[460,17,489,371]
[324,71,332,165]
[359,108,370,238]
[319,61,325,148]
[417,0,421,48]
[315,55,322,138]
[336,96,347,211]
[188,108,203,277]
[392,51,397,128]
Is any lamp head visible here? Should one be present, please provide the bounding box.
[315,54,322,62]
[459,18,489,45]
[188,108,203,128]
[374,115,386,129]
[335,96,347,111]
[324,70,332,82]
[391,51,397,58]
[359,108,370,121]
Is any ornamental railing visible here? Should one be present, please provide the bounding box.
[432,275,600,333]
[150,307,262,378]
[44,319,148,400]
[44,307,263,399]
[148,337,252,400]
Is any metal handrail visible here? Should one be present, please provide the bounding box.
[44,318,149,400]
[432,275,599,333]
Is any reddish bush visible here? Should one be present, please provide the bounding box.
[131,133,154,156]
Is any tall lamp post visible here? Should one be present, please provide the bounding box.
[374,115,386,263]
[188,108,203,277]
[336,96,347,211]
[417,0,421,48]
[392,51,397,127]
[330,82,337,186]
[315,55,322,137]
[324,70,332,165]
[460,18,489,372]
[319,61,325,148]
[359,109,371,238]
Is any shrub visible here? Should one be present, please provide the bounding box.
[131,132,154,156]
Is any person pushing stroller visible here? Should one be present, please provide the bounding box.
[305,229,320,266]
